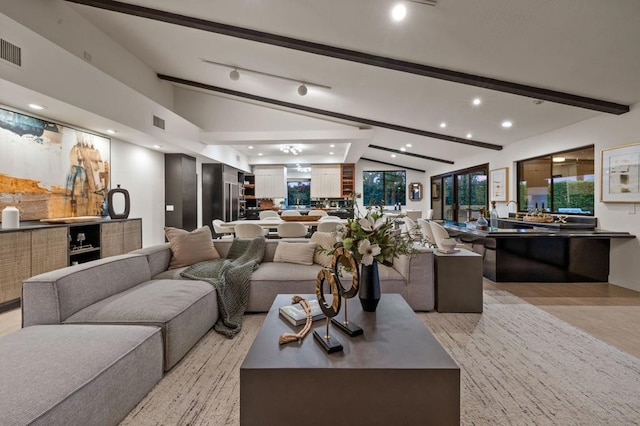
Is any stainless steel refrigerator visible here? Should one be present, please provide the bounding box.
[202,164,241,234]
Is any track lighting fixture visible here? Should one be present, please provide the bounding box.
[201,58,331,95]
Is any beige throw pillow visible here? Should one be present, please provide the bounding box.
[273,241,317,266]
[165,226,220,269]
[310,231,337,268]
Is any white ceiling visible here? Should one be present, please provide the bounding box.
[10,0,640,171]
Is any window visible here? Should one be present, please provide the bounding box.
[517,145,594,215]
[287,180,310,206]
[363,171,406,206]
[431,164,488,222]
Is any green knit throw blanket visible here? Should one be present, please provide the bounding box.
[181,236,265,338]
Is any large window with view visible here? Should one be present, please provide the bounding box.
[363,171,406,206]
[517,145,595,215]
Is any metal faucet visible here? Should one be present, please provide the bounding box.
[506,200,519,219]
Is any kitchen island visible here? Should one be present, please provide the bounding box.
[443,219,635,283]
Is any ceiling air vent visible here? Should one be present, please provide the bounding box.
[153,115,165,130]
[0,38,22,67]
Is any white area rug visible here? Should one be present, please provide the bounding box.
[121,290,640,425]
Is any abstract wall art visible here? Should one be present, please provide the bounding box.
[0,107,110,220]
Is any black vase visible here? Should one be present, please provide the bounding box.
[359,260,380,312]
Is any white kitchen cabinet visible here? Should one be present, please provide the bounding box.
[254,166,286,198]
[311,165,341,198]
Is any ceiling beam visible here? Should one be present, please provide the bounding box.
[368,145,454,165]
[65,0,630,115]
[360,157,426,173]
[158,74,503,150]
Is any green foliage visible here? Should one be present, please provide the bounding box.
[333,193,416,266]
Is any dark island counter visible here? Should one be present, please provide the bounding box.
[442,220,635,283]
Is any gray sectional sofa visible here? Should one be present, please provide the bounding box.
[137,238,435,312]
[3,237,434,425]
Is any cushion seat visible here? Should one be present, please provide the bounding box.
[64,279,218,370]
[0,324,162,426]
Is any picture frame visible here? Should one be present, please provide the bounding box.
[489,167,508,202]
[601,142,640,203]
[431,181,440,200]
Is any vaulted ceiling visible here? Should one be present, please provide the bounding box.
[6,0,640,172]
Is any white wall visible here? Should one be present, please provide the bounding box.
[427,104,640,291]
[110,139,166,246]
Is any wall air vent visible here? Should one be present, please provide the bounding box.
[153,115,165,130]
[0,38,22,67]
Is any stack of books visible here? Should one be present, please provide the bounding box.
[279,299,325,326]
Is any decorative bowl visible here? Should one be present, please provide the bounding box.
[440,238,457,251]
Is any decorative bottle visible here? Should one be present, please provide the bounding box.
[490,201,499,231]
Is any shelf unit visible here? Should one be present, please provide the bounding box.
[341,163,355,197]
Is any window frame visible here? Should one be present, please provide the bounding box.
[362,170,407,206]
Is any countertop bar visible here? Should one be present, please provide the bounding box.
[443,221,635,239]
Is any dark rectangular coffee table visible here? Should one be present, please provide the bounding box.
[240,294,460,425]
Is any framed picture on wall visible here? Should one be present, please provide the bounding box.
[431,181,440,200]
[601,142,640,203]
[489,167,508,202]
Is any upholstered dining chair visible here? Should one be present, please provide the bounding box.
[211,219,235,239]
[417,218,435,247]
[259,210,280,220]
[234,223,267,238]
[404,210,422,221]
[280,210,302,217]
[307,210,328,217]
[317,220,342,233]
[277,222,308,238]
[403,216,422,240]
[429,221,452,250]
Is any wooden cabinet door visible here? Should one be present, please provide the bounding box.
[31,227,68,274]
[0,231,31,304]
[101,221,124,258]
[123,219,142,253]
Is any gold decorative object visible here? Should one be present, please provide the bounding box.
[313,268,343,353]
[278,295,314,345]
[331,247,363,336]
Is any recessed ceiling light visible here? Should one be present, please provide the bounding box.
[466,133,473,139]
[501,120,513,128]
[391,4,407,22]
[106,129,117,134]
[330,144,335,148]
[439,122,447,128]
[248,146,254,149]
[391,154,397,158]
[258,153,263,156]
[28,103,45,110]
[329,152,334,155]
[153,144,162,149]
[406,144,412,148]
[400,147,406,152]
[472,98,482,106]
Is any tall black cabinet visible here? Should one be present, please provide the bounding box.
[165,154,197,231]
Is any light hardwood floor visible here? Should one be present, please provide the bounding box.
[2,281,640,357]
